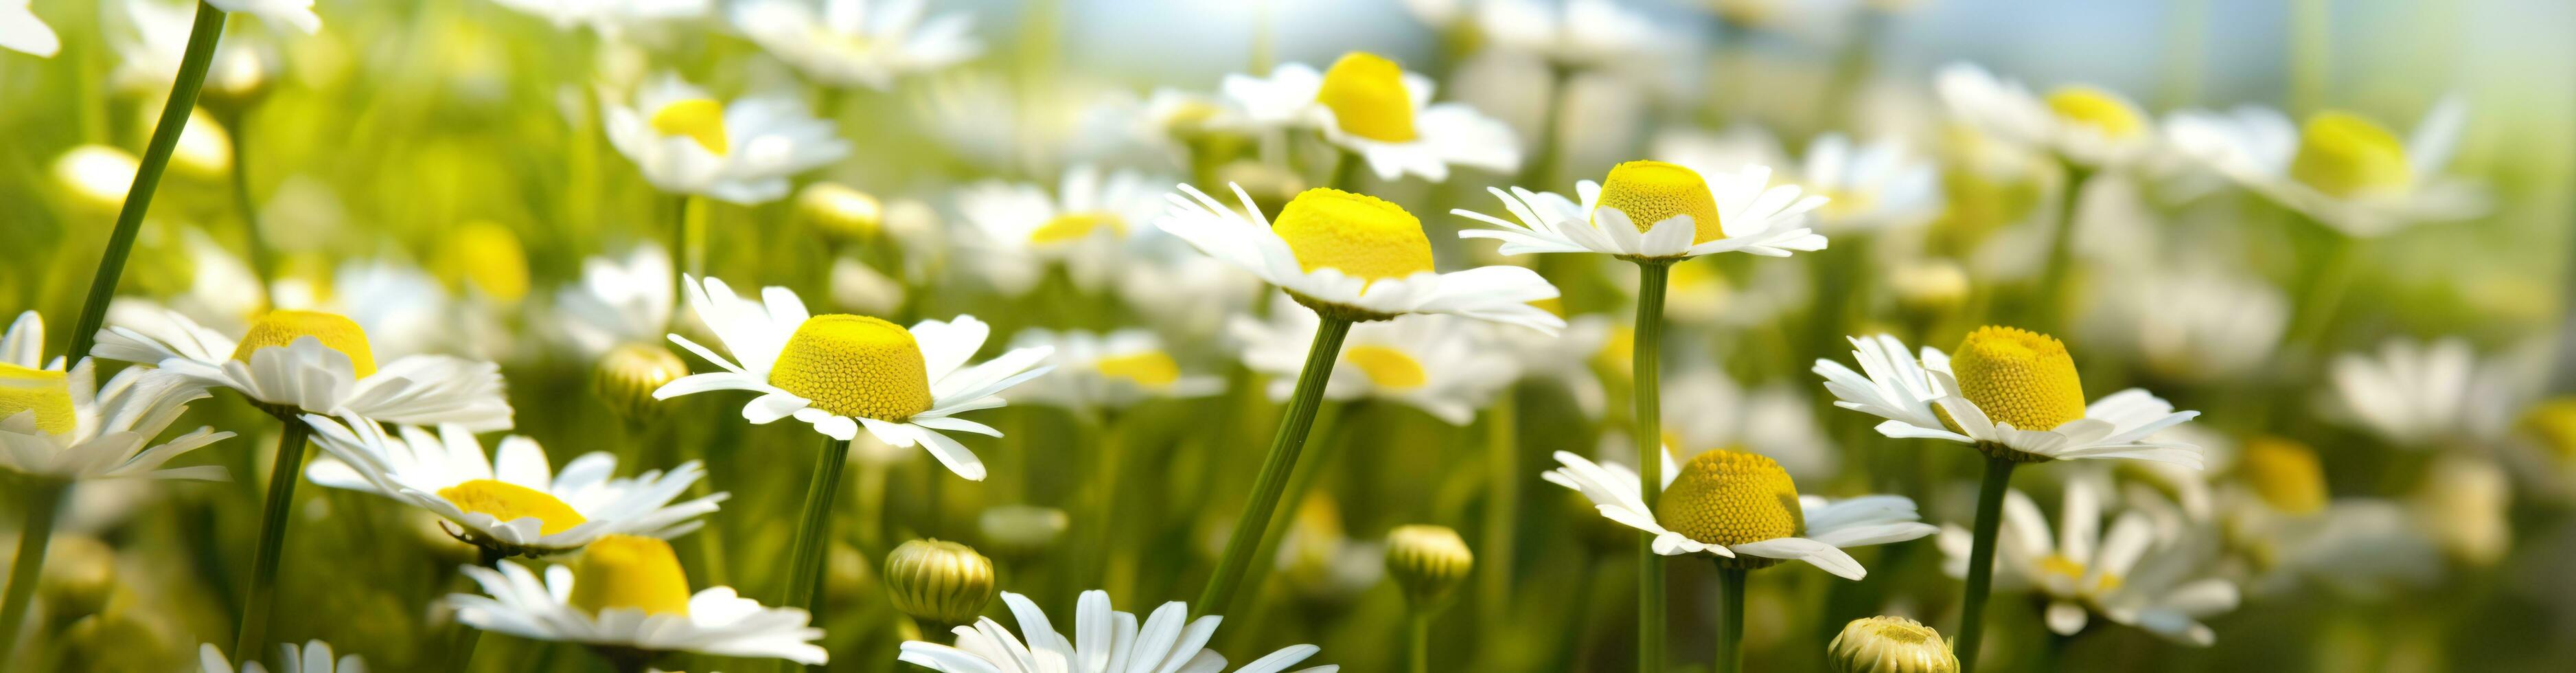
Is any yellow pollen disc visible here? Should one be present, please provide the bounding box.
[768,315,934,422]
[568,534,693,617]
[1094,350,1180,388]
[2239,436,2327,514]
[1594,161,1725,244]
[1314,52,1419,142]
[649,98,730,156]
[231,310,378,378]
[0,363,77,435]
[436,479,589,536]
[2038,554,2121,595]
[2043,86,2145,139]
[1028,212,1124,244]
[438,220,531,302]
[1655,449,1804,547]
[1270,188,1435,284]
[2289,111,2413,197]
[1342,345,1427,389]
[1946,326,2086,432]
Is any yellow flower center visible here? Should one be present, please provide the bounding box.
[2289,111,2413,197]
[1314,52,1419,142]
[1094,350,1180,388]
[2239,436,2327,514]
[1655,449,1804,547]
[1342,345,1427,389]
[438,221,531,302]
[2037,553,2122,595]
[436,479,589,536]
[1028,212,1124,244]
[1946,326,2086,432]
[2520,398,2576,461]
[2043,86,2145,139]
[767,315,934,422]
[649,98,730,156]
[568,534,693,617]
[231,310,378,378]
[1270,188,1435,284]
[1594,161,1725,245]
[0,363,77,435]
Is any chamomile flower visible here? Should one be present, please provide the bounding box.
[2326,337,2535,448]
[197,639,365,673]
[1,312,233,481]
[2165,98,2485,237]
[2084,265,2287,384]
[733,0,982,91]
[109,0,275,93]
[956,165,1170,296]
[299,413,725,558]
[1814,328,2203,467]
[1936,481,2240,646]
[1222,52,1519,182]
[1,0,58,57]
[550,244,676,358]
[601,73,850,205]
[1935,63,2157,169]
[1797,133,1943,233]
[1232,295,1516,425]
[1473,0,1681,71]
[94,307,514,431]
[450,535,828,665]
[1155,184,1563,332]
[1542,448,1935,578]
[1008,328,1221,414]
[490,0,706,39]
[653,276,1052,481]
[1453,160,1828,260]
[898,590,1338,673]
[208,0,321,34]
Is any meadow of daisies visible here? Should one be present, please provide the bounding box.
[3,0,2575,672]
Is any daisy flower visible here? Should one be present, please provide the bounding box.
[956,165,1171,296]
[1155,184,1563,332]
[1795,133,1943,234]
[1936,481,2240,646]
[93,308,514,430]
[299,413,725,558]
[1,312,233,481]
[1542,448,1935,578]
[653,275,1051,481]
[551,244,676,358]
[1231,295,1516,425]
[0,0,57,57]
[1221,52,1519,182]
[899,590,1337,673]
[450,534,827,666]
[601,73,850,205]
[1007,328,1222,415]
[197,639,365,673]
[2165,98,2485,238]
[1935,62,2157,169]
[1453,160,1828,260]
[490,0,706,39]
[733,0,981,91]
[1814,328,2203,466]
[2326,337,2536,449]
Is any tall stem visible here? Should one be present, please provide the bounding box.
[222,110,277,309]
[783,436,853,613]
[1630,260,1672,673]
[1195,317,1353,616]
[1475,388,1519,639]
[0,479,68,666]
[234,418,313,657]
[669,194,707,320]
[1954,455,2019,673]
[1714,566,1747,673]
[1407,610,1433,673]
[2029,165,2093,333]
[65,1,230,362]
[1325,150,1360,192]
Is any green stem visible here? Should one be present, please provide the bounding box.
[1954,455,2019,673]
[234,419,313,657]
[1476,388,1519,639]
[441,548,507,673]
[782,436,853,613]
[1080,413,1126,593]
[221,109,277,310]
[1325,149,1360,192]
[2029,165,2093,333]
[1195,316,1354,616]
[1631,260,1672,673]
[1714,566,1747,673]
[1519,65,1574,188]
[2286,232,2361,353]
[1408,609,1433,673]
[0,479,68,667]
[65,1,229,363]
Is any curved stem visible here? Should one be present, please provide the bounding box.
[65,1,229,362]
[234,419,314,657]
[782,436,853,613]
[0,479,68,667]
[1195,317,1353,616]
[1954,455,2019,673]
[1631,260,1672,673]
[1408,609,1433,673]
[1714,566,1747,673]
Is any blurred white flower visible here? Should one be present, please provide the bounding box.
[1223,52,1520,182]
[1456,161,1828,260]
[208,0,320,34]
[1232,295,1515,425]
[2086,264,2287,384]
[1796,133,1942,233]
[1660,365,1839,482]
[1937,479,2240,646]
[1936,62,2159,170]
[955,165,1169,296]
[1485,310,1611,419]
[733,0,980,91]
[302,414,726,557]
[898,590,1336,673]
[1474,0,1683,73]
[198,639,365,673]
[551,244,676,359]
[1,312,233,481]
[2327,337,2538,448]
[450,536,827,665]
[2166,98,2487,238]
[827,257,906,316]
[1009,328,1223,414]
[1,0,58,56]
[490,0,704,39]
[2411,453,2511,567]
[601,73,849,205]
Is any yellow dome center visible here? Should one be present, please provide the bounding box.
[2240,436,2327,514]
[568,534,693,616]
[2043,86,2145,139]
[1342,345,1427,389]
[1314,52,1418,142]
[1094,350,1180,388]
[1594,161,1725,245]
[649,98,730,156]
[231,310,378,378]
[2037,553,2122,596]
[1655,449,1804,547]
[2289,111,2413,198]
[1271,188,1435,283]
[768,315,934,422]
[1946,326,2085,432]
[0,363,77,435]
[436,479,589,536]
[438,221,531,302]
[1028,212,1124,244]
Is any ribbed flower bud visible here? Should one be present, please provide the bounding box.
[1828,616,1959,673]
[884,539,997,628]
[594,343,687,425]
[1383,524,1473,609]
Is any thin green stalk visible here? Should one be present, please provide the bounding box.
[1195,316,1354,617]
[669,194,708,312]
[441,547,508,673]
[2285,231,2361,353]
[1408,610,1433,673]
[221,109,277,309]
[1325,149,1360,192]
[235,419,314,657]
[2029,164,2093,334]
[1630,260,1673,673]
[1075,412,1125,593]
[1476,388,1519,639]
[1714,566,1747,673]
[65,1,230,362]
[782,436,853,612]
[0,479,68,666]
[1954,455,2019,673]
[1519,64,1574,188]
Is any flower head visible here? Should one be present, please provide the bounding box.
[1543,448,1934,578]
[1815,331,2203,467]
[1826,616,1958,673]
[602,73,849,204]
[1,312,234,481]
[734,0,981,90]
[2166,98,2486,237]
[1455,161,1828,260]
[198,639,365,673]
[1159,184,1563,331]
[450,536,826,665]
[899,590,1337,673]
[1221,52,1519,181]
[302,415,724,557]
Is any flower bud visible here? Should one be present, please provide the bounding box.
[884,539,997,628]
[798,182,884,242]
[1383,524,1473,609]
[1827,616,1959,673]
[594,343,686,425]
[41,536,119,620]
